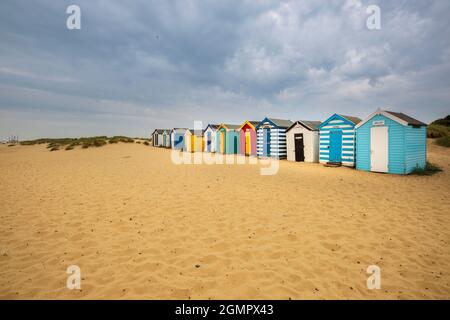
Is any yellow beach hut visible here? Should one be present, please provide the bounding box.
[185,129,204,153]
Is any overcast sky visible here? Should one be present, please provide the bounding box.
[0,0,449,139]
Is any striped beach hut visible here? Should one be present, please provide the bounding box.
[151,129,164,147]
[171,128,188,150]
[355,109,427,174]
[216,124,240,154]
[185,129,204,153]
[256,118,293,159]
[204,124,219,153]
[286,120,321,163]
[162,130,171,148]
[318,114,361,166]
[239,121,259,156]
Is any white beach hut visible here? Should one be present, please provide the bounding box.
[286,121,321,163]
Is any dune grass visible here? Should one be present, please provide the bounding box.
[19,136,145,151]
[427,124,450,139]
[411,162,443,176]
[435,136,450,148]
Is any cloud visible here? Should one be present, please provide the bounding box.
[0,0,449,139]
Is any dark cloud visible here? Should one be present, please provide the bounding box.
[0,0,449,139]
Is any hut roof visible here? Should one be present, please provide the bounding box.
[287,120,322,132]
[339,115,362,125]
[385,111,427,126]
[152,129,165,134]
[355,109,427,128]
[218,124,241,130]
[239,120,260,130]
[172,128,189,133]
[205,124,220,131]
[268,118,294,128]
[188,129,204,136]
[248,121,261,127]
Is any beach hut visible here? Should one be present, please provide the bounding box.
[185,129,204,153]
[256,118,293,159]
[171,128,188,150]
[215,124,241,154]
[355,109,427,174]
[162,130,171,148]
[151,129,164,147]
[318,114,361,167]
[238,121,259,156]
[286,120,321,162]
[204,124,219,153]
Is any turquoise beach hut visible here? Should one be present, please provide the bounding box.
[355,109,427,174]
[216,124,241,154]
[319,114,361,166]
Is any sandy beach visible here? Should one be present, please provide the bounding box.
[0,141,449,299]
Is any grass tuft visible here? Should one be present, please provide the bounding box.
[411,162,443,176]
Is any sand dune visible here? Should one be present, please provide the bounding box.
[0,141,449,299]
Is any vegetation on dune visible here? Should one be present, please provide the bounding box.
[428,116,450,147]
[431,115,450,127]
[108,136,135,144]
[411,162,443,176]
[427,124,450,138]
[436,136,450,148]
[19,136,151,151]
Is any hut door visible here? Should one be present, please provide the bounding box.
[207,132,211,152]
[329,131,342,162]
[245,130,250,155]
[370,127,388,173]
[220,131,225,154]
[263,128,271,156]
[294,133,305,162]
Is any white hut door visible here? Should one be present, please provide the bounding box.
[370,126,388,173]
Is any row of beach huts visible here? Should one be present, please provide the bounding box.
[151,109,427,175]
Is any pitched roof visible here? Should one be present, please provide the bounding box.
[239,120,260,130]
[339,115,362,125]
[248,121,261,127]
[152,129,165,134]
[287,120,322,132]
[268,118,294,128]
[218,124,241,130]
[171,128,189,133]
[188,129,204,136]
[355,109,428,129]
[385,111,427,126]
[205,124,220,130]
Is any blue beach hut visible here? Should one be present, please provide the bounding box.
[318,114,361,166]
[355,109,427,174]
[256,118,293,159]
